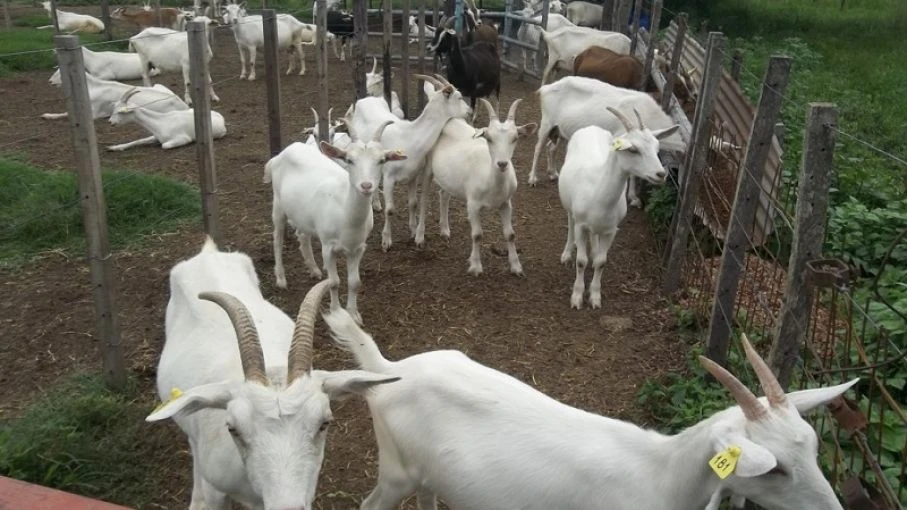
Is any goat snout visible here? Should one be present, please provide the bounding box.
[651,170,666,183]
[496,161,508,171]
[359,182,374,193]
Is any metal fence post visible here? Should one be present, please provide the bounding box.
[661,12,686,111]
[639,0,662,89]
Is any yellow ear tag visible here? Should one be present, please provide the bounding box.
[708,445,742,480]
[612,139,624,151]
[152,387,184,413]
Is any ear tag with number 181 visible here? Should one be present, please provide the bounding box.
[708,445,741,480]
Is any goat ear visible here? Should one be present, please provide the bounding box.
[317,370,400,402]
[145,381,232,422]
[652,125,680,140]
[517,123,538,136]
[441,85,454,98]
[710,423,777,478]
[319,140,348,161]
[383,149,407,162]
[787,379,859,415]
[422,81,436,96]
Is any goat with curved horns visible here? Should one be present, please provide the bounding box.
[147,239,398,510]
[324,303,858,510]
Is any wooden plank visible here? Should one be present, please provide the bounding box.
[382,0,392,108]
[262,10,282,157]
[629,0,642,53]
[661,32,726,294]
[354,0,368,98]
[100,0,112,40]
[401,0,411,118]
[535,0,549,82]
[50,0,60,33]
[54,35,126,391]
[768,104,837,388]
[188,20,222,245]
[705,56,791,367]
[599,0,613,31]
[0,475,132,510]
[316,0,330,142]
[639,0,661,89]
[660,13,686,111]
[154,0,162,26]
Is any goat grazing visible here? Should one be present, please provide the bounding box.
[265,123,406,324]
[39,1,104,33]
[323,307,859,510]
[538,25,630,84]
[106,88,226,151]
[365,57,405,119]
[564,0,603,27]
[42,73,187,120]
[222,3,314,80]
[516,9,573,72]
[559,108,676,308]
[430,28,500,114]
[422,98,536,275]
[110,5,188,30]
[129,27,220,105]
[348,75,471,251]
[147,239,398,510]
[529,76,685,186]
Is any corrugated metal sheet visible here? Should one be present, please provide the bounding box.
[663,21,781,246]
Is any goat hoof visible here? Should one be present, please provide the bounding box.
[381,240,392,252]
[308,269,323,279]
[275,277,288,289]
[510,265,524,276]
[467,265,483,276]
[570,294,583,309]
[560,252,572,265]
[590,296,602,309]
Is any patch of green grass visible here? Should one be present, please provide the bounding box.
[0,26,111,75]
[0,155,200,268]
[0,373,165,507]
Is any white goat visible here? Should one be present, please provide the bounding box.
[407,15,436,44]
[529,76,686,187]
[302,107,351,148]
[49,47,159,82]
[147,239,398,510]
[422,98,536,275]
[365,57,405,119]
[559,108,675,308]
[516,10,573,72]
[106,88,226,151]
[42,72,187,120]
[538,25,630,84]
[348,74,471,251]
[324,307,859,510]
[38,1,104,33]
[129,26,220,105]
[265,123,406,324]
[221,3,314,80]
[564,0,603,27]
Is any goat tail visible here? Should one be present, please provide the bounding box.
[323,308,394,373]
[263,158,275,184]
[128,39,136,53]
[201,235,219,253]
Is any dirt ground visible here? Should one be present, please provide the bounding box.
[0,9,686,509]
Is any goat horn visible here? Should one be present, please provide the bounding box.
[286,279,333,384]
[478,97,497,123]
[606,106,635,133]
[373,119,394,142]
[412,73,444,89]
[120,86,142,104]
[432,73,452,87]
[740,333,788,409]
[699,355,766,421]
[198,292,269,385]
[506,98,523,122]
[371,56,377,74]
[327,106,334,126]
[633,108,645,130]
[310,106,320,126]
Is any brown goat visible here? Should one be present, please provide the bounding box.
[111,6,187,31]
[573,46,645,90]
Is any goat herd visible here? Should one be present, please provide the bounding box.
[30,1,857,508]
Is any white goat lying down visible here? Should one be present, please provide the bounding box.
[146,239,398,510]
[106,88,226,151]
[38,1,105,33]
[221,3,315,80]
[559,108,676,309]
[42,72,187,121]
[265,123,406,324]
[422,98,537,276]
[365,57,405,119]
[129,27,220,105]
[323,310,858,510]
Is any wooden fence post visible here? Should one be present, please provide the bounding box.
[316,0,330,143]
[188,20,222,245]
[55,35,126,391]
[433,0,440,74]
[353,0,367,99]
[401,0,411,118]
[49,0,60,33]
[639,0,661,89]
[660,13,686,111]
[768,104,837,388]
[262,9,282,156]
[100,0,113,40]
[730,49,743,83]
[3,0,11,31]
[661,32,726,293]
[705,56,791,367]
[629,0,642,54]
[382,0,392,109]
[534,0,549,79]
[503,0,512,57]
[417,0,427,110]
[154,0,162,27]
[613,0,630,33]
[774,122,784,151]
[599,0,614,31]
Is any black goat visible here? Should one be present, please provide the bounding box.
[431,29,500,112]
[326,10,354,61]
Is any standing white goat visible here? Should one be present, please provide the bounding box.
[221,3,314,80]
[129,26,220,105]
[49,46,159,82]
[323,307,859,510]
[265,123,406,324]
[516,10,573,72]
[421,98,536,275]
[365,58,405,119]
[39,1,105,33]
[407,15,436,44]
[559,108,676,308]
[106,88,226,151]
[147,239,398,510]
[42,72,187,120]
[348,74,471,251]
[538,26,630,84]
